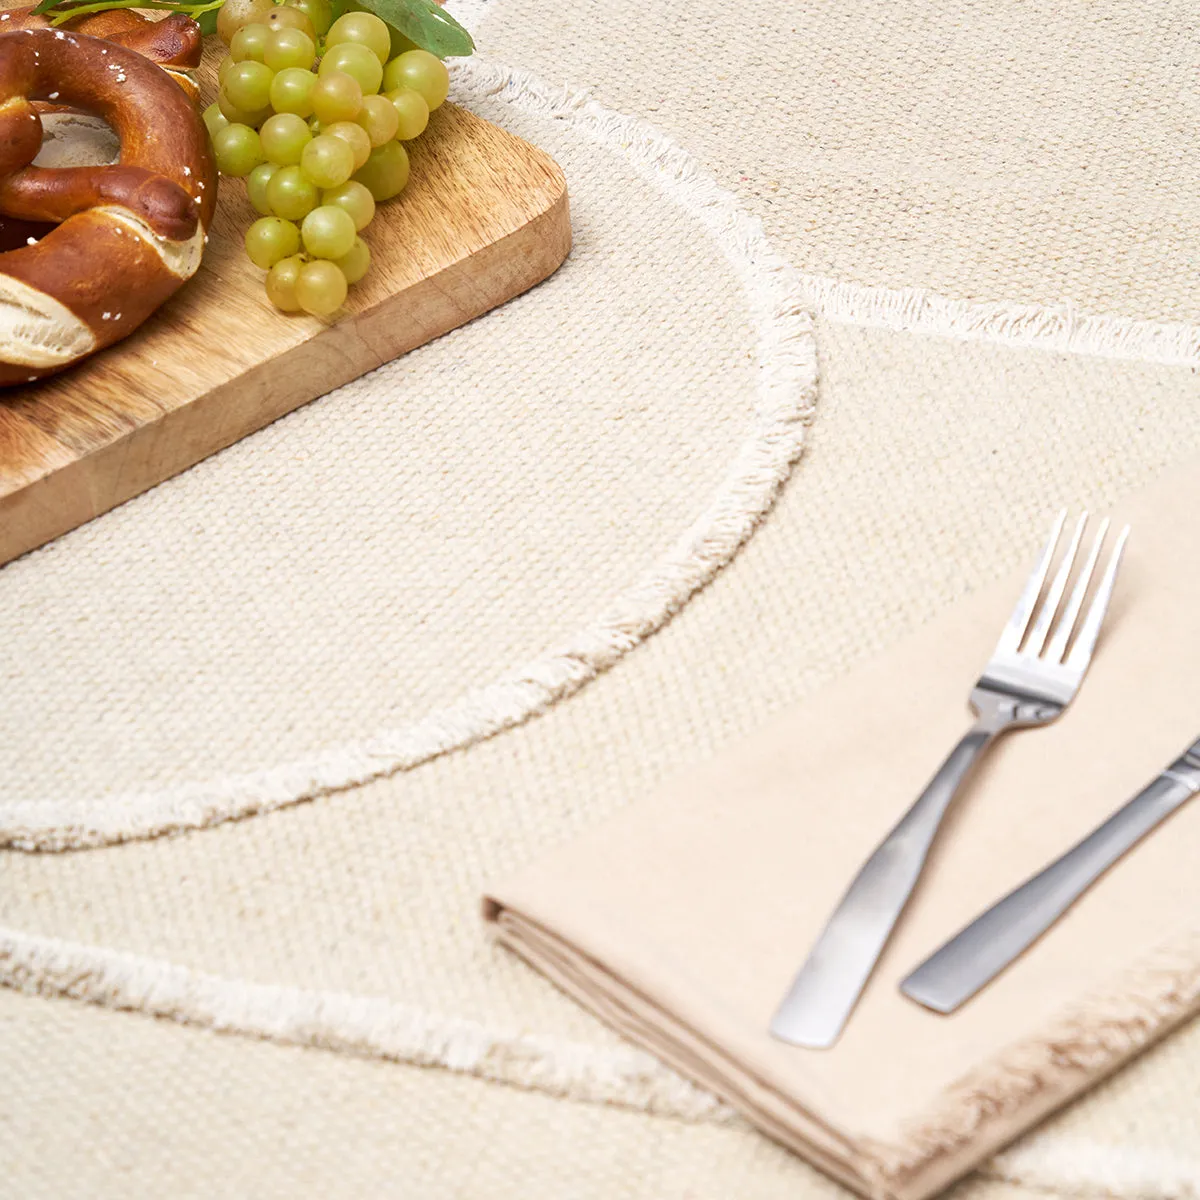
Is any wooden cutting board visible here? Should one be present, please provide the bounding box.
[0,72,570,567]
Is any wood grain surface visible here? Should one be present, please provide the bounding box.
[0,45,570,566]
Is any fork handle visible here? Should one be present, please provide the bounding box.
[769,722,1000,1049]
[902,765,1200,1014]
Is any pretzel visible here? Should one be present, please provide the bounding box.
[0,28,217,386]
[0,6,203,99]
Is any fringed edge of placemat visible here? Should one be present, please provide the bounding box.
[0,923,731,1122]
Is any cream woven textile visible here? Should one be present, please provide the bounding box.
[3,0,1200,1194]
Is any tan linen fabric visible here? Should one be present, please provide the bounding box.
[486,460,1200,1200]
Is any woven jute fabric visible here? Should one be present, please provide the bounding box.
[3,0,1200,1194]
[11,986,1165,1200]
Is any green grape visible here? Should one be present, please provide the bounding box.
[266,164,320,220]
[265,5,316,40]
[202,101,230,140]
[216,0,272,46]
[334,236,371,284]
[223,61,275,112]
[266,254,305,311]
[325,12,391,63]
[264,27,316,72]
[230,22,271,63]
[321,180,375,230]
[319,42,383,95]
[212,123,265,177]
[295,259,347,315]
[311,70,364,124]
[269,66,318,117]
[247,161,279,215]
[323,120,371,170]
[352,139,408,201]
[301,204,357,259]
[285,0,332,37]
[300,133,355,188]
[383,50,449,111]
[384,87,428,140]
[217,90,270,127]
[388,28,419,59]
[259,112,312,166]
[354,94,399,147]
[245,215,302,269]
[217,55,235,87]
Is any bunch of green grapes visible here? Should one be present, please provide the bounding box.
[202,0,450,316]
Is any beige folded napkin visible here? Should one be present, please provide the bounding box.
[484,463,1200,1200]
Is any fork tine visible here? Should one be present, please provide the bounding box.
[994,510,1066,656]
[1047,516,1108,663]
[1024,512,1087,656]
[1065,524,1131,672]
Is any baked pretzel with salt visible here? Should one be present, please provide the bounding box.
[0,27,217,386]
[0,5,204,99]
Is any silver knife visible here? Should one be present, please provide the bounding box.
[902,733,1200,1014]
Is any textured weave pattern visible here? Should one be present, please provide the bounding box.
[3,0,1200,1193]
[481,0,1200,322]
[0,105,760,807]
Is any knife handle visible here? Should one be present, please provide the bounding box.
[769,722,998,1049]
[902,766,1200,1014]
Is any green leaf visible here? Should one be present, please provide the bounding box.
[31,0,65,15]
[355,0,474,58]
[197,5,218,35]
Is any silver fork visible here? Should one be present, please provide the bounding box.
[769,512,1131,1050]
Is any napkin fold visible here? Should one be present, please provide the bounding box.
[484,465,1200,1200]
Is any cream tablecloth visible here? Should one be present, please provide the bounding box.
[3,0,1200,1195]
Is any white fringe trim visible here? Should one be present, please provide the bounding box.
[0,926,731,1122]
[989,1137,1200,1199]
[4,922,1199,1199]
[451,0,1200,372]
[804,274,1200,367]
[0,58,818,851]
[454,0,1200,370]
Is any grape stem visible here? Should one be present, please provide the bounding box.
[46,0,223,25]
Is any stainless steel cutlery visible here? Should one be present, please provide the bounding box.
[902,733,1200,1014]
[770,512,1130,1049]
